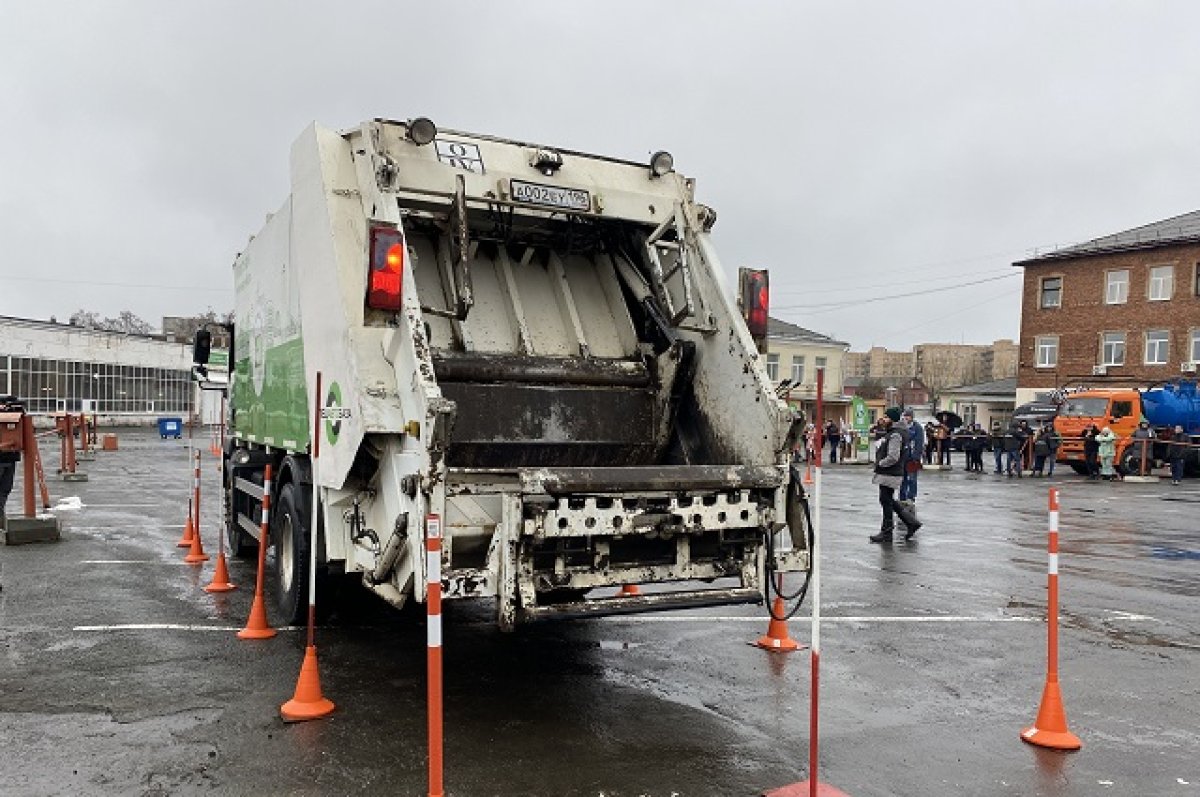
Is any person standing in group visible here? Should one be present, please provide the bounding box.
[1004,421,1027,477]
[924,421,936,465]
[990,423,1005,474]
[1096,425,1119,480]
[0,394,23,527]
[869,409,921,544]
[825,420,840,464]
[1130,420,1156,476]
[1031,424,1052,476]
[970,423,989,472]
[1166,425,1188,485]
[1082,425,1101,479]
[1043,422,1061,476]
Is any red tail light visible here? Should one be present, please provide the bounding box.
[368,225,405,311]
[741,269,769,340]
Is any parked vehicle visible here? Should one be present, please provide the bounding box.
[1053,382,1200,476]
[207,118,809,630]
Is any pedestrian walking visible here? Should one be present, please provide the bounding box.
[1097,425,1118,480]
[869,409,921,544]
[1166,425,1187,485]
[898,408,924,503]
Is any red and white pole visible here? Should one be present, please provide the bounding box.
[427,513,445,797]
[1021,487,1081,749]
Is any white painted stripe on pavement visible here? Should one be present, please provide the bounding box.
[599,614,1043,624]
[73,624,304,632]
[80,560,190,565]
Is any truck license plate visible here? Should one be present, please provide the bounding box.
[510,180,590,212]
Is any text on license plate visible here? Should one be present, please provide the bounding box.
[510,180,590,211]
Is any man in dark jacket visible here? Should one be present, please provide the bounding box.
[1166,425,1188,485]
[870,409,922,544]
[1004,421,1028,477]
[0,394,23,526]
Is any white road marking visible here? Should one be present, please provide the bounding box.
[80,560,190,565]
[601,614,1044,624]
[73,624,303,632]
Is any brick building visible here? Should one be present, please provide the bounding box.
[1013,210,1200,405]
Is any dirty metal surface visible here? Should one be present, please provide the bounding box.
[1,431,1198,796]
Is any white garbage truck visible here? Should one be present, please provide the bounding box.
[210,117,809,630]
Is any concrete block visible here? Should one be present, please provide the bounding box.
[3,516,61,545]
[61,473,89,482]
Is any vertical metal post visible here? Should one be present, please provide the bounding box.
[810,367,824,797]
[21,415,36,519]
[1047,488,1060,682]
[308,371,322,647]
[427,514,445,797]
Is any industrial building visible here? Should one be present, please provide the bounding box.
[0,315,195,422]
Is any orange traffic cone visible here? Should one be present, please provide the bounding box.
[755,595,802,652]
[176,502,195,548]
[237,591,277,640]
[802,461,813,486]
[183,519,210,565]
[203,551,236,593]
[617,584,640,596]
[281,645,336,722]
[1021,678,1081,750]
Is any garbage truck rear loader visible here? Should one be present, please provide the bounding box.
[221,118,807,629]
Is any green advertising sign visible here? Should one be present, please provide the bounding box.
[851,396,871,450]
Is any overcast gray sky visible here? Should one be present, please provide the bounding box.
[2,1,1198,350]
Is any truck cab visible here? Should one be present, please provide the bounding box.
[1053,389,1141,474]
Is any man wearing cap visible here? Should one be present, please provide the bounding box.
[870,408,922,544]
[1130,420,1156,476]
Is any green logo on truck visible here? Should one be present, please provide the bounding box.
[323,381,349,445]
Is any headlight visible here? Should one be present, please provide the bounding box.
[407,117,437,146]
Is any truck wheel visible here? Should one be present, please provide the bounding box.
[273,482,309,626]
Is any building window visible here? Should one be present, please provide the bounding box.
[766,353,780,381]
[1191,329,1200,363]
[1148,265,1174,301]
[1144,329,1169,365]
[1039,276,1062,308]
[815,356,827,373]
[1101,332,1125,366]
[1035,336,1059,368]
[1194,263,1200,296]
[790,355,805,384]
[961,404,977,426]
[1105,269,1129,304]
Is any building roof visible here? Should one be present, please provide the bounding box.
[767,317,849,348]
[0,314,168,342]
[940,377,1017,397]
[1015,209,1200,265]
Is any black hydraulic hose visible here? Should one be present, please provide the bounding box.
[763,491,815,622]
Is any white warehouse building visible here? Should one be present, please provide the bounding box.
[0,315,196,423]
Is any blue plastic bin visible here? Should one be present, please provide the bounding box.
[157,417,183,439]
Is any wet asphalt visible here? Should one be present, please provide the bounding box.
[1,431,1198,797]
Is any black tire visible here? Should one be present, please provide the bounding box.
[273,482,309,626]
[226,506,256,559]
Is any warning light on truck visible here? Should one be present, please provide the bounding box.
[368,225,405,311]
[738,267,769,352]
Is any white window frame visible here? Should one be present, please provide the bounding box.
[1144,329,1169,365]
[790,355,805,384]
[1039,275,1063,309]
[1035,336,1059,368]
[1191,328,1200,363]
[815,356,827,373]
[1105,269,1129,304]
[766,353,780,381]
[1148,265,1174,301]
[1101,331,1125,366]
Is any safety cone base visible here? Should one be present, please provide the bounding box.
[203,581,236,593]
[1021,724,1081,751]
[281,694,336,722]
[176,517,195,548]
[280,645,335,723]
[764,780,853,797]
[237,626,278,640]
[754,634,803,652]
[183,552,210,564]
